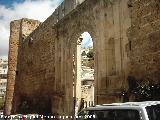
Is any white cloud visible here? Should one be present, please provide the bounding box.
[0,0,62,59]
[81,32,93,48]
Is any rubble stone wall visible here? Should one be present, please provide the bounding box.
[127,0,160,83]
[7,0,160,116]
[4,19,41,115]
[4,20,21,115]
[5,0,132,115]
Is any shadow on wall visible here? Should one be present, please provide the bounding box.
[17,96,52,115]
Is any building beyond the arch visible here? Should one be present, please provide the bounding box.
[5,0,160,116]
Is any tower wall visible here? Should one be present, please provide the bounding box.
[4,20,21,115]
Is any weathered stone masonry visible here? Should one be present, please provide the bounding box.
[4,20,21,115]
[5,19,41,115]
[5,0,160,116]
[5,0,131,115]
[127,0,160,84]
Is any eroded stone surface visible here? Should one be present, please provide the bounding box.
[5,0,160,116]
[127,0,160,83]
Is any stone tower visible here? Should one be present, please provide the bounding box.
[4,20,21,115]
[4,19,40,115]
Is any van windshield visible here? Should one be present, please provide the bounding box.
[77,109,140,120]
[146,104,160,120]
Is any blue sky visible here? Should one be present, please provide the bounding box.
[81,32,93,48]
[0,0,92,60]
[0,0,62,60]
[0,0,25,7]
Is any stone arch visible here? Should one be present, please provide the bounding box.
[69,24,97,47]
[68,20,97,113]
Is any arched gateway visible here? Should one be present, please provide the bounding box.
[5,0,132,116]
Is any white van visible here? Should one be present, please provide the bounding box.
[76,101,160,120]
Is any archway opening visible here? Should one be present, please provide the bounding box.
[73,32,94,114]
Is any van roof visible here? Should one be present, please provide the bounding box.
[83,101,160,110]
[100,101,160,106]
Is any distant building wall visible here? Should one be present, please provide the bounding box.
[81,80,94,108]
[0,60,8,75]
[0,79,7,98]
[0,60,8,99]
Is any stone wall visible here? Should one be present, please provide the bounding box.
[4,20,21,115]
[4,19,40,115]
[5,0,132,115]
[12,17,58,115]
[49,0,86,23]
[127,0,160,84]
[94,0,131,104]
